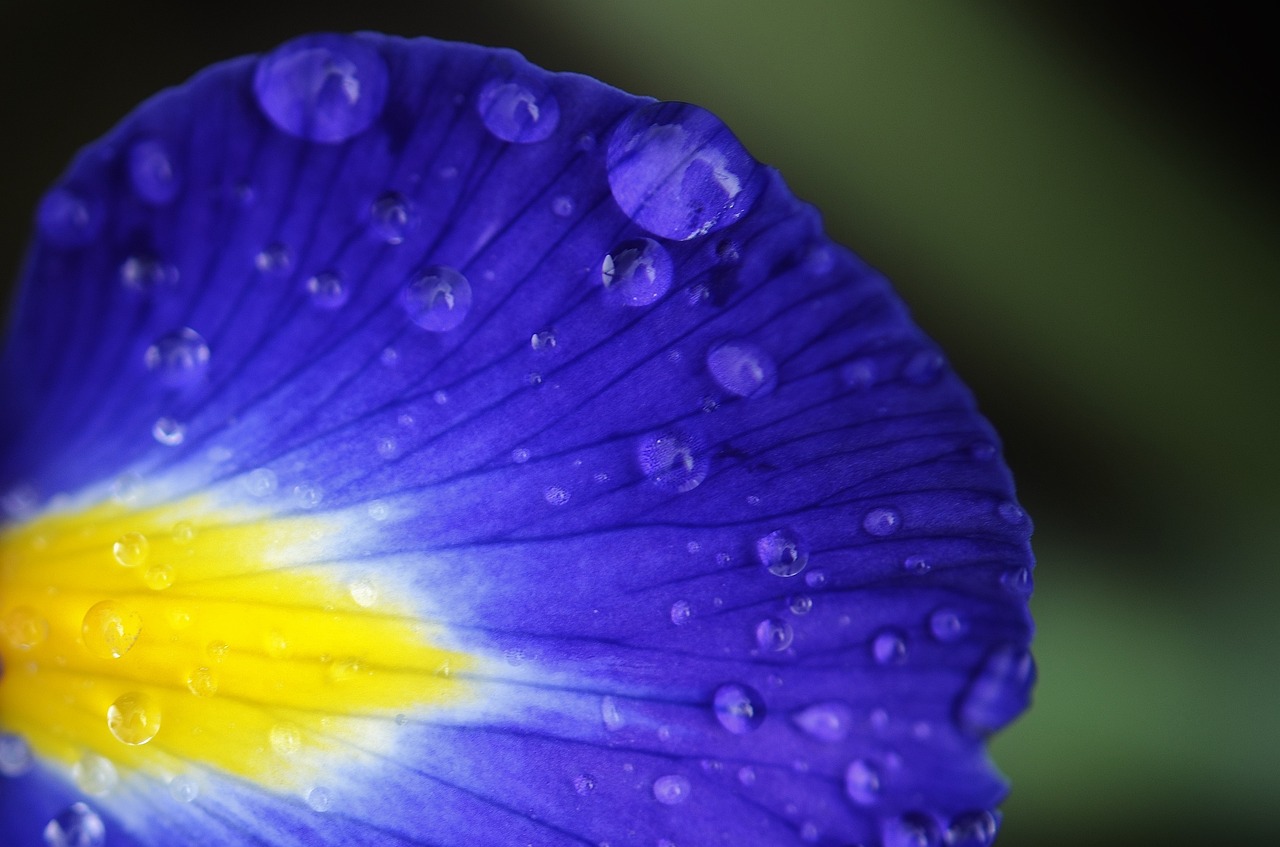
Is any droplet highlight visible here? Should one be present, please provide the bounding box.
[601,238,673,306]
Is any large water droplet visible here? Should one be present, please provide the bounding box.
[862,506,901,537]
[882,812,942,847]
[792,701,853,743]
[844,758,884,806]
[82,601,142,659]
[957,643,1035,736]
[600,238,673,306]
[477,77,560,143]
[37,188,99,247]
[253,34,388,143]
[401,265,472,331]
[652,774,691,805]
[706,340,777,398]
[637,429,708,492]
[128,139,178,204]
[756,528,809,577]
[369,192,413,244]
[145,328,210,387]
[755,617,794,652]
[107,692,161,745]
[607,101,762,240]
[43,803,106,847]
[712,682,766,734]
[946,811,998,847]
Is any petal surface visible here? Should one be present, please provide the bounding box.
[0,33,1034,847]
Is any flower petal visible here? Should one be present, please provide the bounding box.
[1,33,1033,847]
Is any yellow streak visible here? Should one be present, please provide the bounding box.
[0,496,471,790]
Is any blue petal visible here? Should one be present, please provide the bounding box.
[0,33,1033,847]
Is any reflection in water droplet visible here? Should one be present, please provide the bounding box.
[82,601,142,659]
[862,506,901,537]
[477,78,560,143]
[43,802,106,847]
[652,774,691,805]
[369,192,413,244]
[755,617,794,652]
[606,101,762,240]
[402,265,472,331]
[531,330,557,351]
[145,328,210,387]
[601,695,624,731]
[902,555,929,575]
[600,238,673,306]
[573,774,597,795]
[997,500,1026,525]
[637,430,708,492]
[551,195,574,217]
[756,528,809,577]
[270,723,302,755]
[253,34,388,143]
[707,340,777,398]
[903,349,945,385]
[128,139,178,204]
[144,564,174,591]
[168,775,200,804]
[112,532,149,568]
[712,683,766,734]
[107,692,161,745]
[349,579,377,608]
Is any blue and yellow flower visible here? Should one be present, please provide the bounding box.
[0,33,1034,847]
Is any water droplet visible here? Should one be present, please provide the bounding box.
[168,775,200,804]
[882,813,942,847]
[253,34,388,143]
[600,695,624,730]
[551,195,574,217]
[111,531,149,568]
[306,271,349,309]
[970,441,998,462]
[902,555,929,575]
[0,733,33,776]
[120,254,178,293]
[844,758,884,806]
[327,657,366,683]
[573,774,597,795]
[106,691,161,745]
[145,328,210,387]
[788,595,813,616]
[306,786,333,812]
[71,753,118,796]
[800,821,820,843]
[872,629,908,665]
[600,238,673,306]
[1001,566,1033,597]
[3,607,49,650]
[269,723,302,755]
[903,349,945,385]
[792,701,853,743]
[255,242,293,276]
[477,77,560,143]
[151,416,186,446]
[544,485,570,506]
[756,528,809,577]
[401,265,472,331]
[172,522,195,544]
[929,608,968,642]
[207,640,230,661]
[669,599,693,626]
[143,564,174,591]
[841,358,877,391]
[81,601,142,659]
[606,101,762,240]
[241,467,278,498]
[755,617,794,652]
[531,329,557,351]
[349,579,377,608]
[637,430,708,492]
[706,340,777,398]
[957,644,1035,736]
[652,774,691,805]
[43,803,106,847]
[862,506,901,537]
[712,682,766,734]
[368,191,413,244]
[997,500,1026,525]
[187,667,218,697]
[292,483,323,508]
[804,569,827,589]
[128,139,178,204]
[37,188,99,247]
[946,811,998,847]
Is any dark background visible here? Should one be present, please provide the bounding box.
[2,2,1277,844]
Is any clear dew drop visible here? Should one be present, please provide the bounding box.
[253,34,388,143]
[151,416,186,446]
[882,812,943,847]
[862,506,901,537]
[120,254,178,293]
[756,528,809,577]
[71,753,118,796]
[37,187,99,247]
[4,606,49,650]
[946,811,998,847]
[128,139,178,204]
[111,531,149,568]
[929,607,969,642]
[804,568,827,589]
[349,578,377,608]
[844,758,884,806]
[187,666,218,697]
[637,429,708,492]
[81,601,142,659]
[477,77,560,143]
[754,617,794,652]
[902,555,929,575]
[551,195,574,217]
[600,238,673,307]
[606,101,762,241]
[368,191,413,244]
[712,682,766,734]
[306,271,349,309]
[401,265,472,331]
[872,629,909,666]
[669,599,693,626]
[143,564,174,591]
[652,774,691,805]
[306,786,333,812]
[706,340,777,398]
[531,329,557,351]
[144,328,210,387]
[957,644,1036,737]
[168,775,200,804]
[254,242,293,276]
[0,732,34,776]
[573,774,597,796]
[106,692,161,745]
[792,701,853,743]
[788,595,813,615]
[43,803,106,847]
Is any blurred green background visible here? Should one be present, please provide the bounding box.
[2,2,1276,844]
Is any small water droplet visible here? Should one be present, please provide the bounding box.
[145,328,210,387]
[712,682,766,734]
[255,242,293,276]
[71,753,118,796]
[788,595,813,616]
[902,555,929,575]
[111,532,149,568]
[844,758,884,806]
[241,467,278,498]
[551,195,574,217]
[531,329,557,351]
[143,564,174,591]
[800,821,820,843]
[840,358,877,391]
[37,188,99,247]
[477,77,560,143]
[151,417,186,446]
[903,349,945,385]
[862,506,901,537]
[253,34,388,143]
[872,629,908,666]
[706,340,777,398]
[401,265,472,331]
[306,786,333,812]
[882,812,942,847]
[755,617,794,652]
[368,191,413,244]
[269,723,302,755]
[1001,566,1033,597]
[804,569,828,589]
[970,441,997,462]
[349,578,377,608]
[600,695,625,731]
[107,692,161,745]
[292,483,323,508]
[81,601,142,659]
[43,803,106,847]
[172,522,195,544]
[946,810,998,847]
[606,101,762,241]
[600,238,673,306]
[637,429,708,492]
[187,667,218,697]
[737,766,756,786]
[120,254,178,293]
[128,139,178,204]
[306,271,349,309]
[652,774,691,805]
[756,528,809,577]
[168,775,200,804]
[3,607,49,650]
[957,644,1035,736]
[573,774,597,796]
[544,485,570,506]
[669,599,693,626]
[929,607,968,642]
[792,701,853,743]
[997,500,1026,525]
[0,733,33,776]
